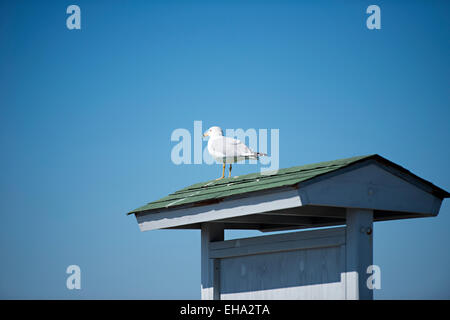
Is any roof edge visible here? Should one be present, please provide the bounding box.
[127,154,450,216]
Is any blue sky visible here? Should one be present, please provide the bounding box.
[0,0,449,299]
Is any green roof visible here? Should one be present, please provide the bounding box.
[128,154,449,215]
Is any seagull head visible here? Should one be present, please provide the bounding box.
[203,126,223,138]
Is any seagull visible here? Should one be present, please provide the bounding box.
[203,126,267,180]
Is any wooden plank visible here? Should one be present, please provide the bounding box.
[219,243,346,299]
[210,227,345,259]
[201,223,224,300]
[210,235,345,259]
[301,164,441,216]
[137,188,302,231]
[345,208,373,300]
[212,227,345,250]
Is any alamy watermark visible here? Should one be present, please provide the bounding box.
[66,265,81,290]
[170,121,279,174]
[66,5,81,30]
[65,5,379,31]
[367,264,381,290]
[366,5,381,30]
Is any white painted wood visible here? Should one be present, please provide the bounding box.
[211,236,345,259]
[345,208,373,300]
[201,223,224,300]
[202,227,346,300]
[210,227,345,259]
[204,218,376,300]
[137,188,302,231]
[136,162,443,231]
[132,159,448,300]
[219,243,346,300]
[300,164,441,215]
[220,275,345,300]
[212,227,345,250]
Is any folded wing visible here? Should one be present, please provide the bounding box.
[210,136,256,158]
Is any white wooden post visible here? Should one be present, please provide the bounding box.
[345,208,373,300]
[201,223,224,300]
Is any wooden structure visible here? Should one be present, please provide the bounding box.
[128,155,449,300]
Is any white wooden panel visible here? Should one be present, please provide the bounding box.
[220,278,345,300]
[219,245,346,300]
[201,223,224,300]
[211,227,345,250]
[300,164,441,215]
[210,227,345,259]
[136,162,443,231]
[137,189,302,231]
[208,227,347,300]
[345,208,373,300]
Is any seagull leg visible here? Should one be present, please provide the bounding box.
[229,164,232,177]
[216,163,225,180]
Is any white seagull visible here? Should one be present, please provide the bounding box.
[203,126,267,180]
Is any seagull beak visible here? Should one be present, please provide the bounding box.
[203,133,208,137]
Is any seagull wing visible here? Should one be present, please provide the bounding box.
[210,136,255,158]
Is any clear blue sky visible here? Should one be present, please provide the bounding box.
[0,0,449,299]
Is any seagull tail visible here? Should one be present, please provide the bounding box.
[244,152,268,160]
[254,152,268,158]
